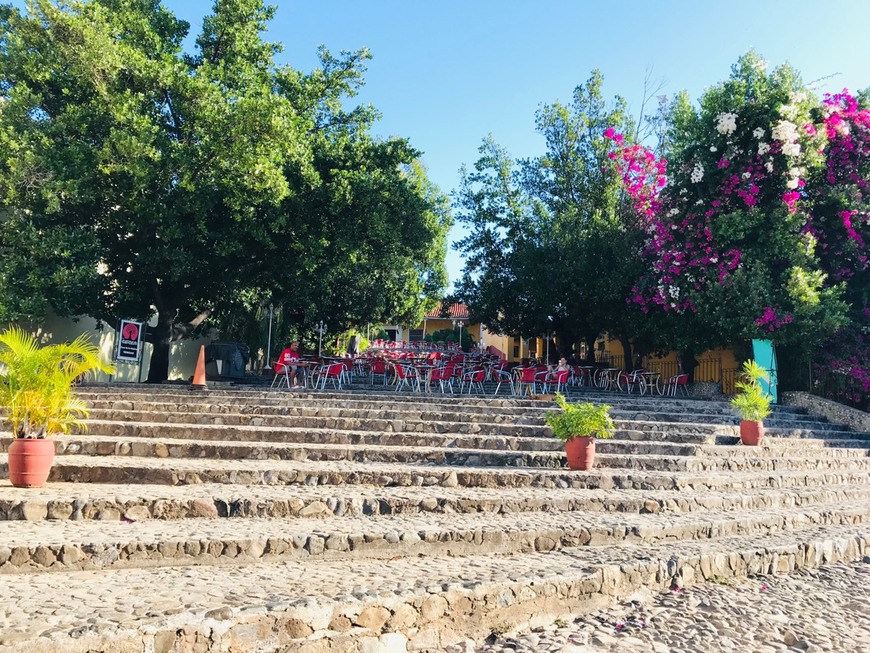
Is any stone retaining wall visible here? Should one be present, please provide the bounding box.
[781,391,870,432]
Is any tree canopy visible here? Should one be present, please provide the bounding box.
[454,52,867,390]
[0,0,450,381]
[453,71,640,360]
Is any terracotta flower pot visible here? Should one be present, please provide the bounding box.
[7,438,55,488]
[565,435,595,470]
[739,420,764,446]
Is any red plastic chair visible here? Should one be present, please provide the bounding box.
[393,363,419,392]
[429,365,453,394]
[662,373,689,396]
[543,369,569,394]
[461,368,486,394]
[516,367,537,396]
[370,358,389,385]
[314,362,344,390]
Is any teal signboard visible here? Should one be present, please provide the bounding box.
[751,339,778,404]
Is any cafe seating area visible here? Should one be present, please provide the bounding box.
[268,342,689,398]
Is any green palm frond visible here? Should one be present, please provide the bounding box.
[0,327,114,438]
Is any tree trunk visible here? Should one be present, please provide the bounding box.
[145,310,174,383]
[679,350,699,383]
[556,331,578,362]
[619,335,633,372]
[583,333,597,364]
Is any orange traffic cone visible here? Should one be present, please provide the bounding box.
[192,345,207,387]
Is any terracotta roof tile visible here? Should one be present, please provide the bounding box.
[423,302,470,320]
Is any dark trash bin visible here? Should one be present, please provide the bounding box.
[204,341,249,380]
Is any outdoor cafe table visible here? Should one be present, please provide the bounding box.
[274,359,319,390]
[412,363,437,393]
[576,366,596,386]
[638,371,662,395]
[597,368,620,391]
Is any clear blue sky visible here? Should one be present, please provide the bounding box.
[13,1,870,287]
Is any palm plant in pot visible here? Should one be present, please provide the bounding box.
[0,327,113,487]
[545,392,615,470]
[730,360,772,446]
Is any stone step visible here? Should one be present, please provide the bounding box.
[5,454,869,492]
[80,409,859,445]
[88,385,818,418]
[0,524,864,653]
[82,391,826,425]
[763,425,870,441]
[9,433,868,478]
[69,419,870,457]
[1,501,868,574]
[76,416,870,457]
[40,432,870,474]
[81,389,853,436]
[5,482,870,523]
[75,386,781,421]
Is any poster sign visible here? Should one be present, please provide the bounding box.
[117,319,143,362]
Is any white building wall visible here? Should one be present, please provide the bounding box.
[32,313,209,383]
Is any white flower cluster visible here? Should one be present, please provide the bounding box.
[786,166,803,189]
[667,208,680,217]
[758,142,770,155]
[779,104,798,121]
[715,112,738,135]
[772,120,801,157]
[690,162,704,183]
[752,127,765,139]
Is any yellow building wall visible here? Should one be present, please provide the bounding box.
[599,337,740,384]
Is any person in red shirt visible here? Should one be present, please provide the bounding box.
[275,341,300,387]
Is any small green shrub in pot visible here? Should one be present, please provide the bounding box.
[0,326,113,487]
[730,360,772,422]
[730,360,772,446]
[545,393,615,440]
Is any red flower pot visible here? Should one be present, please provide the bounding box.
[739,420,764,446]
[7,438,55,488]
[565,435,596,470]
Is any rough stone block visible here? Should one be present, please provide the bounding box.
[356,606,392,632]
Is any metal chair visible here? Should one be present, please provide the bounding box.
[313,362,344,390]
[493,368,514,396]
[515,367,537,397]
[662,373,689,396]
[543,369,569,394]
[461,368,486,394]
[429,365,454,394]
[393,363,419,392]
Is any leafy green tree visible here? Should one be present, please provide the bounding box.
[454,72,639,362]
[0,0,449,381]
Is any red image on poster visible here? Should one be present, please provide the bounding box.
[122,322,139,341]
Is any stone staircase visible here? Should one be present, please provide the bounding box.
[0,384,868,653]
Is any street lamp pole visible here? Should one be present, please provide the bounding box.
[264,303,274,371]
[545,316,553,366]
[316,321,327,357]
[452,319,464,351]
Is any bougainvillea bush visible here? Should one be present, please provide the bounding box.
[605,53,870,403]
[606,52,868,407]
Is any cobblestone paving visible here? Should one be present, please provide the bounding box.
[466,561,870,653]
